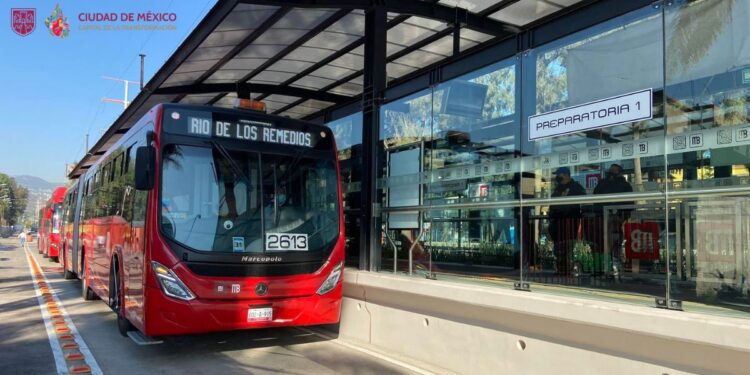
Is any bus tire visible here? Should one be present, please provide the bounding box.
[62,249,76,280]
[110,258,133,337]
[82,253,97,301]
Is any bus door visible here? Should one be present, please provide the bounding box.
[122,136,150,322]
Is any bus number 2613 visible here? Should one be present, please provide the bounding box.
[265,233,308,251]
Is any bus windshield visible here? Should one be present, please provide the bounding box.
[160,144,339,254]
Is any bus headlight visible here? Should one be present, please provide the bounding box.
[316,261,343,295]
[151,261,195,301]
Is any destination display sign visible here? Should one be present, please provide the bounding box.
[528,89,653,141]
[186,115,314,147]
[162,107,322,148]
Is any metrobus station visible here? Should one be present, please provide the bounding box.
[51,0,750,373]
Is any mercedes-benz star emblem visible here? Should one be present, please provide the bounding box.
[255,282,268,296]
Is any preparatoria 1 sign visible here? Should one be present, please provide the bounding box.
[528,89,653,141]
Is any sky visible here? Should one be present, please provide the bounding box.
[0,0,216,182]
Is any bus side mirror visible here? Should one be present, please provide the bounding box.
[135,146,156,190]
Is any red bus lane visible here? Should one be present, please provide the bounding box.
[23,243,102,374]
[0,237,417,375]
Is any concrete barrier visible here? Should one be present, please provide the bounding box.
[338,269,750,375]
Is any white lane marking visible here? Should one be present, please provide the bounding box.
[24,245,67,374]
[294,326,435,375]
[24,244,104,375]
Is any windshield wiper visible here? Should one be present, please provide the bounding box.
[209,141,253,186]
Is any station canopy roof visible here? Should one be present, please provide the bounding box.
[70,0,584,178]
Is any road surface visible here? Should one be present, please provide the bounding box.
[0,238,420,375]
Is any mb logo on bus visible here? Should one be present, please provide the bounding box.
[624,222,660,260]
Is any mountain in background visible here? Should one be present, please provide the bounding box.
[13,175,67,222]
[14,175,66,191]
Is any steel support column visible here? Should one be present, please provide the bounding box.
[359,6,387,271]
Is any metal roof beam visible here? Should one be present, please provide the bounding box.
[239,9,351,84]
[274,0,524,116]
[156,83,352,103]
[253,12,418,103]
[70,0,240,179]
[239,0,519,36]
[173,6,292,103]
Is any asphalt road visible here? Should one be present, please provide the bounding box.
[0,238,419,375]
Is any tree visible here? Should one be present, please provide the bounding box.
[0,173,29,226]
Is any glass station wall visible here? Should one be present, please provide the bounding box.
[336,0,750,318]
[326,112,363,267]
[520,6,667,303]
[377,61,520,282]
[664,0,750,316]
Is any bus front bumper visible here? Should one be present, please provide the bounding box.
[142,285,342,337]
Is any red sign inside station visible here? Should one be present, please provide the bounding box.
[625,222,660,260]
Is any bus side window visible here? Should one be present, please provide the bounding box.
[132,144,148,224]
[124,146,133,174]
[122,145,139,222]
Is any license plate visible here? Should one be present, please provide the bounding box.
[247,307,273,322]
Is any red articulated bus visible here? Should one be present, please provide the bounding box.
[38,186,67,262]
[63,102,344,339]
[60,180,81,279]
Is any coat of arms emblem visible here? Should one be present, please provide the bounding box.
[44,4,69,38]
[11,8,36,36]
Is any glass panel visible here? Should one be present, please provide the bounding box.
[425,59,521,281]
[490,0,562,26]
[292,75,336,90]
[520,5,667,306]
[388,23,439,47]
[378,89,432,272]
[439,0,499,13]
[311,64,357,81]
[665,0,750,317]
[221,58,265,71]
[328,80,363,96]
[163,71,207,87]
[180,94,218,105]
[249,70,297,84]
[201,29,255,48]
[419,35,455,57]
[386,63,417,80]
[326,112,363,267]
[271,9,337,30]
[186,46,234,63]
[378,58,521,280]
[327,53,364,72]
[173,60,222,75]
[392,50,446,70]
[217,5,276,31]
[325,12,365,36]
[301,32,361,52]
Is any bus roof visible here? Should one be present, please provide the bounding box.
[49,186,67,203]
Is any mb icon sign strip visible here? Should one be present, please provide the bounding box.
[528,89,653,141]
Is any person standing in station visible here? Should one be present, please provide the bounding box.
[549,167,586,275]
[590,164,633,272]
